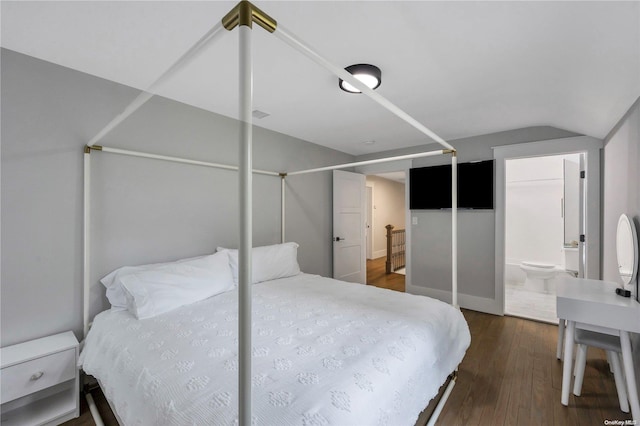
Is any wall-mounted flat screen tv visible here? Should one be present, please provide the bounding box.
[409,159,494,210]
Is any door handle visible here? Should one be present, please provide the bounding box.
[334,237,344,242]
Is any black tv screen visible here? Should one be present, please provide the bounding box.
[409,160,494,209]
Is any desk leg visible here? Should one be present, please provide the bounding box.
[620,331,639,420]
[561,320,575,406]
[557,319,565,360]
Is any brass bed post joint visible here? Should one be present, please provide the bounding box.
[222,1,277,33]
[442,149,457,157]
[84,145,103,154]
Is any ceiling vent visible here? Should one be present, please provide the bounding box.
[252,110,270,119]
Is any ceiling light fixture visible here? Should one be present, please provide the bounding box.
[339,64,382,93]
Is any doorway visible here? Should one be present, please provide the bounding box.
[503,153,583,323]
[366,185,373,260]
[364,172,407,292]
[493,135,602,319]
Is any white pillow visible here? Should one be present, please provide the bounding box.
[117,251,234,319]
[100,253,220,310]
[217,242,301,284]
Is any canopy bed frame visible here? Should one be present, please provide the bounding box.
[82,2,460,425]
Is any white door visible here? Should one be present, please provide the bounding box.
[333,170,366,284]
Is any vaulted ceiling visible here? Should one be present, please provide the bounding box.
[2,1,638,155]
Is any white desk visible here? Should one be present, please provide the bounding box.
[557,277,640,419]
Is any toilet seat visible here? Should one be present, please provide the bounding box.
[521,261,555,269]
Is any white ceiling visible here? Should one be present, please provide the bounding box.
[2,1,639,155]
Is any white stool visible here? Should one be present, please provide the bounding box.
[572,328,629,413]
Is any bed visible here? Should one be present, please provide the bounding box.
[81,2,466,424]
[81,271,469,425]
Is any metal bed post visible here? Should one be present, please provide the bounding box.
[281,174,286,243]
[451,152,458,308]
[238,22,254,426]
[221,2,277,423]
[83,147,92,340]
[83,146,106,426]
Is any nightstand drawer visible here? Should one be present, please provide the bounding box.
[1,348,76,404]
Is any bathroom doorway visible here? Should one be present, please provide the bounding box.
[503,153,583,323]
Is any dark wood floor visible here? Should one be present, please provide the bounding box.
[437,310,632,426]
[366,256,405,292]
[66,264,631,425]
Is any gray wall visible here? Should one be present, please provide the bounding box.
[1,49,353,347]
[356,127,580,302]
[602,96,640,286]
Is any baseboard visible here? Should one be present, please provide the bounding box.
[372,249,387,260]
[406,285,502,316]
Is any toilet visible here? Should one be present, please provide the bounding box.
[519,261,558,293]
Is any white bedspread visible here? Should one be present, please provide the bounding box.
[80,274,470,426]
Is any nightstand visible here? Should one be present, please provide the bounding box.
[1,331,79,426]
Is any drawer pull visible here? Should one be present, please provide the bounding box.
[30,371,44,381]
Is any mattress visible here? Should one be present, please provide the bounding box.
[80,273,470,425]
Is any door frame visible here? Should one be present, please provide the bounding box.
[494,136,603,315]
[356,160,411,288]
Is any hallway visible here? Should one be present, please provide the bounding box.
[366,257,405,292]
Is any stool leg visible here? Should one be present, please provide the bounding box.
[573,344,587,396]
[609,352,629,413]
[606,351,614,373]
[574,343,583,377]
[557,319,565,360]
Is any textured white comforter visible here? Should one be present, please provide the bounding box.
[80,274,470,426]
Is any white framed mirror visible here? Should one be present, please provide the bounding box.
[616,213,638,288]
